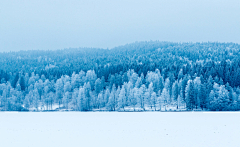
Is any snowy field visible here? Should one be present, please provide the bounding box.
[0,112,239,147]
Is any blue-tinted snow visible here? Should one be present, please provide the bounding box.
[0,112,239,147]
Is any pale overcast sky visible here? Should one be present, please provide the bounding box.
[0,0,239,52]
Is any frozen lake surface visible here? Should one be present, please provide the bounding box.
[0,112,239,147]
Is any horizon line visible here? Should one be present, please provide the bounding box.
[0,40,239,53]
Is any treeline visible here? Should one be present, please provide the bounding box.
[0,69,240,111]
[0,41,240,111]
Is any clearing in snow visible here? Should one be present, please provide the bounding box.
[0,112,239,147]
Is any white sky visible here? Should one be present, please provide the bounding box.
[0,0,240,52]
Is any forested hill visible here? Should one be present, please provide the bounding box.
[0,41,240,111]
[1,41,240,81]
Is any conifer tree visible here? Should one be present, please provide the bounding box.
[139,84,146,110]
[178,69,184,80]
[98,92,104,110]
[107,90,115,111]
[118,87,126,111]
[147,82,154,108]
[19,76,25,91]
[151,92,157,111]
[181,75,189,102]
[199,83,207,110]
[71,89,79,110]
[208,90,215,110]
[131,88,138,111]
[115,86,121,110]
[78,87,85,111]
[33,89,40,111]
[172,81,179,102]
[83,82,91,110]
[94,78,102,95]
[161,88,170,111]
[185,80,195,110]
[55,79,64,107]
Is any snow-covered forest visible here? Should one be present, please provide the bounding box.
[1,41,240,111]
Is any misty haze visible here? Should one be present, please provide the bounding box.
[0,0,240,147]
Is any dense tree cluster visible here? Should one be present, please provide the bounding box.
[0,41,240,111]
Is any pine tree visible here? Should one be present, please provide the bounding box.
[83,82,91,110]
[205,75,214,107]
[125,82,133,106]
[145,70,161,92]
[148,82,154,107]
[19,76,25,91]
[33,89,40,111]
[199,83,207,110]
[185,80,195,110]
[101,76,106,90]
[161,88,170,111]
[23,95,30,110]
[178,69,184,80]
[219,78,224,85]
[217,85,230,111]
[115,86,121,110]
[151,92,157,111]
[86,70,97,90]
[2,89,7,111]
[48,92,55,110]
[118,86,126,111]
[168,73,175,98]
[139,84,146,110]
[131,88,138,111]
[63,91,71,109]
[135,77,142,88]
[11,73,19,88]
[208,90,216,110]
[177,95,182,109]
[78,87,85,111]
[158,94,162,111]
[225,82,234,102]
[144,91,150,110]
[107,89,115,111]
[159,76,164,93]
[94,78,102,95]
[71,89,79,110]
[127,69,138,86]
[111,84,117,110]
[98,92,104,110]
[181,75,189,102]
[55,79,64,108]
[193,77,201,109]
[172,81,179,102]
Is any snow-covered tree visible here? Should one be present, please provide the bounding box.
[107,87,116,111]
[94,78,102,95]
[172,81,179,102]
[131,88,138,111]
[161,88,170,111]
[55,78,64,107]
[86,70,97,90]
[151,92,157,110]
[185,80,195,110]
[138,84,146,110]
[118,86,126,111]
[78,87,86,111]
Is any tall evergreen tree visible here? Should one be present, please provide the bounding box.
[185,80,195,110]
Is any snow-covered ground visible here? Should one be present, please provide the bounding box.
[0,112,239,147]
